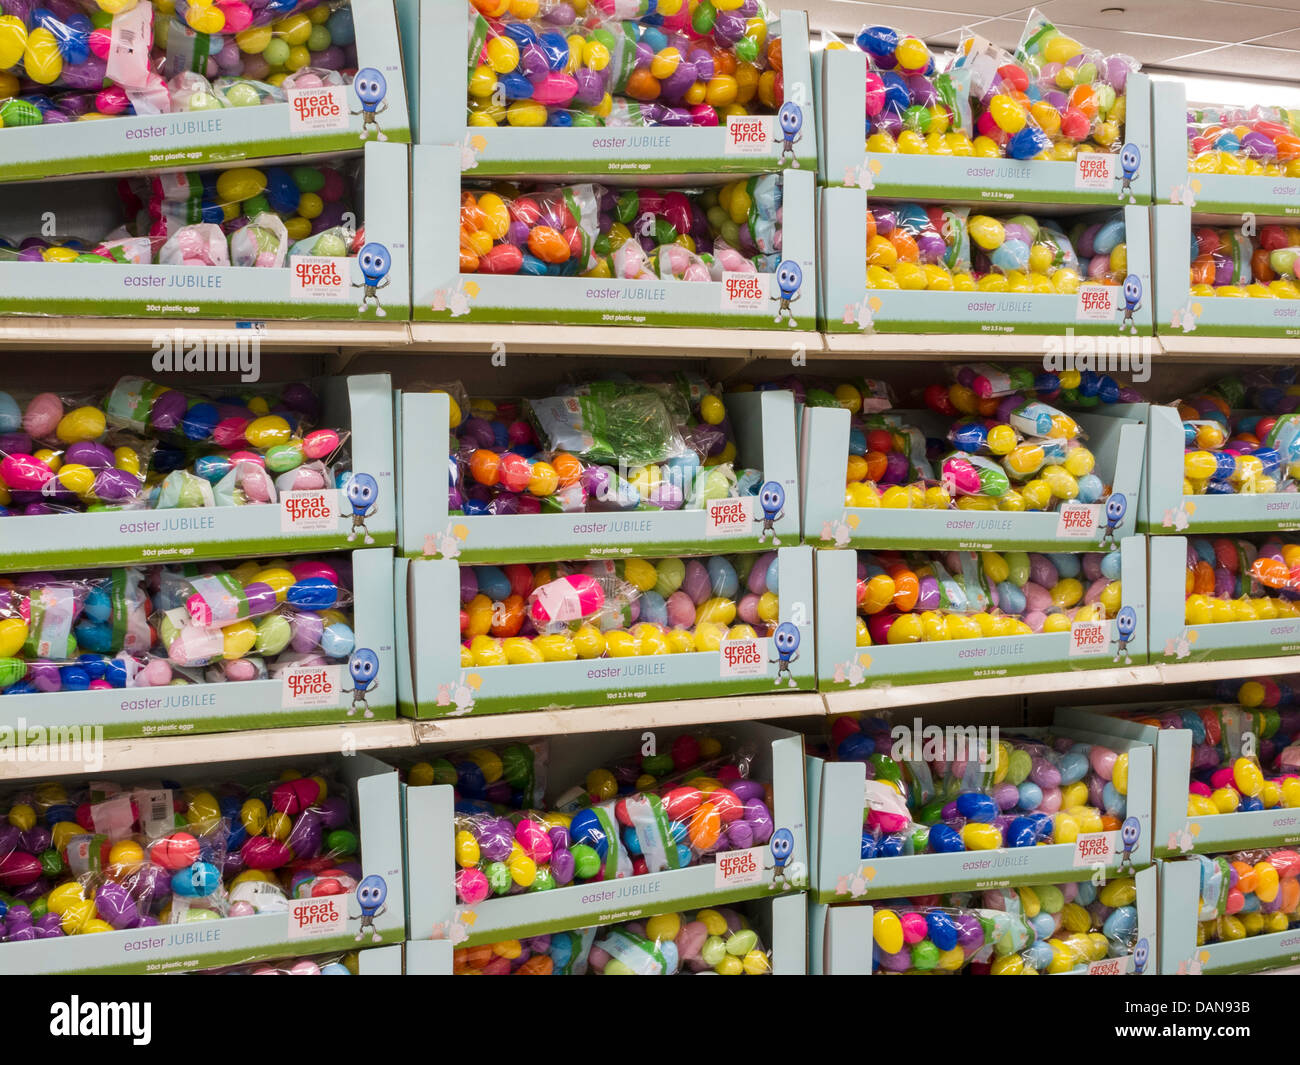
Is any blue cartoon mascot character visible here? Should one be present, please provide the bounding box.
[352,874,388,943]
[345,471,378,544]
[352,68,389,141]
[1113,605,1137,665]
[1117,142,1140,203]
[354,242,392,317]
[767,828,795,889]
[755,480,785,545]
[1101,491,1127,546]
[775,101,802,167]
[344,648,379,718]
[771,260,802,327]
[771,621,800,688]
[1120,273,1142,334]
[1118,815,1141,873]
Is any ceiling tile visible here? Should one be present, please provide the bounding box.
[1156,42,1300,77]
[806,1,978,40]
[1004,0,1300,42]
[1243,26,1300,46]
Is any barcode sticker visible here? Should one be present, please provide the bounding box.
[108,4,152,89]
[135,788,174,840]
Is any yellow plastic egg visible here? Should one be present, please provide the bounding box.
[470,634,507,666]
[693,621,727,653]
[503,637,545,664]
[572,625,605,658]
[533,634,577,662]
[1111,753,1128,794]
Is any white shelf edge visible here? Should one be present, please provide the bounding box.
[0,318,1293,361]
[407,322,824,358]
[11,651,1300,779]
[1159,334,1300,358]
[0,720,418,781]
[823,664,1162,713]
[821,332,1131,358]
[0,318,412,350]
[409,692,827,745]
[1157,655,1300,686]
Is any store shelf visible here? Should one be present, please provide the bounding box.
[0,317,411,351]
[0,720,418,781]
[407,322,824,358]
[408,692,826,745]
[822,664,1162,714]
[821,332,1085,360]
[5,656,1298,781]
[0,696,824,780]
[1157,335,1300,360]
[0,320,1297,363]
[1157,654,1300,686]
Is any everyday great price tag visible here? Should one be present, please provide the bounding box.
[714,846,765,888]
[287,895,347,939]
[1056,501,1101,538]
[290,256,349,301]
[1073,830,1119,866]
[281,489,340,531]
[720,272,768,311]
[1075,152,1114,189]
[706,496,752,537]
[281,665,342,709]
[725,114,772,155]
[719,637,767,677]
[1069,620,1109,657]
[1075,286,1118,321]
[287,86,349,131]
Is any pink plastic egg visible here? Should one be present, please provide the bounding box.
[291,561,341,585]
[1,454,54,491]
[22,393,62,438]
[303,429,340,460]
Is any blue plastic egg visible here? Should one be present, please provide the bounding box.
[0,392,20,432]
[706,556,739,598]
[1057,751,1088,785]
[172,860,220,897]
[928,824,965,853]
[1007,816,1038,847]
[476,565,511,602]
[319,623,355,659]
[926,910,958,951]
[1047,552,1082,578]
[956,792,997,823]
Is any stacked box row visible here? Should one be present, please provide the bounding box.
[7,685,1300,973]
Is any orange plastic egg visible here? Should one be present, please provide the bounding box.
[687,802,722,850]
[489,594,525,637]
[624,68,660,101]
[527,225,571,264]
[864,450,888,482]
[469,448,501,486]
[551,452,582,487]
